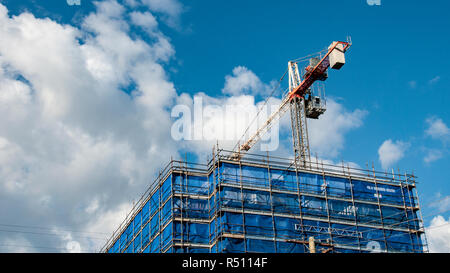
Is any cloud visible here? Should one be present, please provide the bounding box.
[408,75,440,89]
[129,11,158,30]
[429,76,441,85]
[0,237,37,253]
[422,117,449,163]
[429,195,450,213]
[408,80,417,89]
[426,117,450,141]
[222,66,277,97]
[124,0,140,8]
[424,149,444,163]
[65,241,82,253]
[378,139,409,169]
[0,0,181,252]
[426,215,450,253]
[139,0,183,27]
[308,100,368,158]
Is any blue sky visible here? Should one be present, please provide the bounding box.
[0,0,449,252]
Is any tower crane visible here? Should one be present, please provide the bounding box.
[230,40,352,167]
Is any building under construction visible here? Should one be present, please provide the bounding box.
[102,40,427,253]
[102,148,426,253]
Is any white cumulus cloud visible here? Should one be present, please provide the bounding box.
[429,76,441,85]
[426,117,450,141]
[140,0,183,27]
[424,149,444,163]
[378,139,409,169]
[0,0,181,252]
[129,11,158,30]
[426,215,450,253]
[308,100,368,158]
[222,66,276,97]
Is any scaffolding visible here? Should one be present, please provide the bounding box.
[101,147,427,253]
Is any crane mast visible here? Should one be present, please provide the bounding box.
[231,40,351,163]
[289,60,311,168]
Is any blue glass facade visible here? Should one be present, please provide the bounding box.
[103,151,426,253]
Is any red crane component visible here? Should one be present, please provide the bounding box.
[288,41,351,100]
